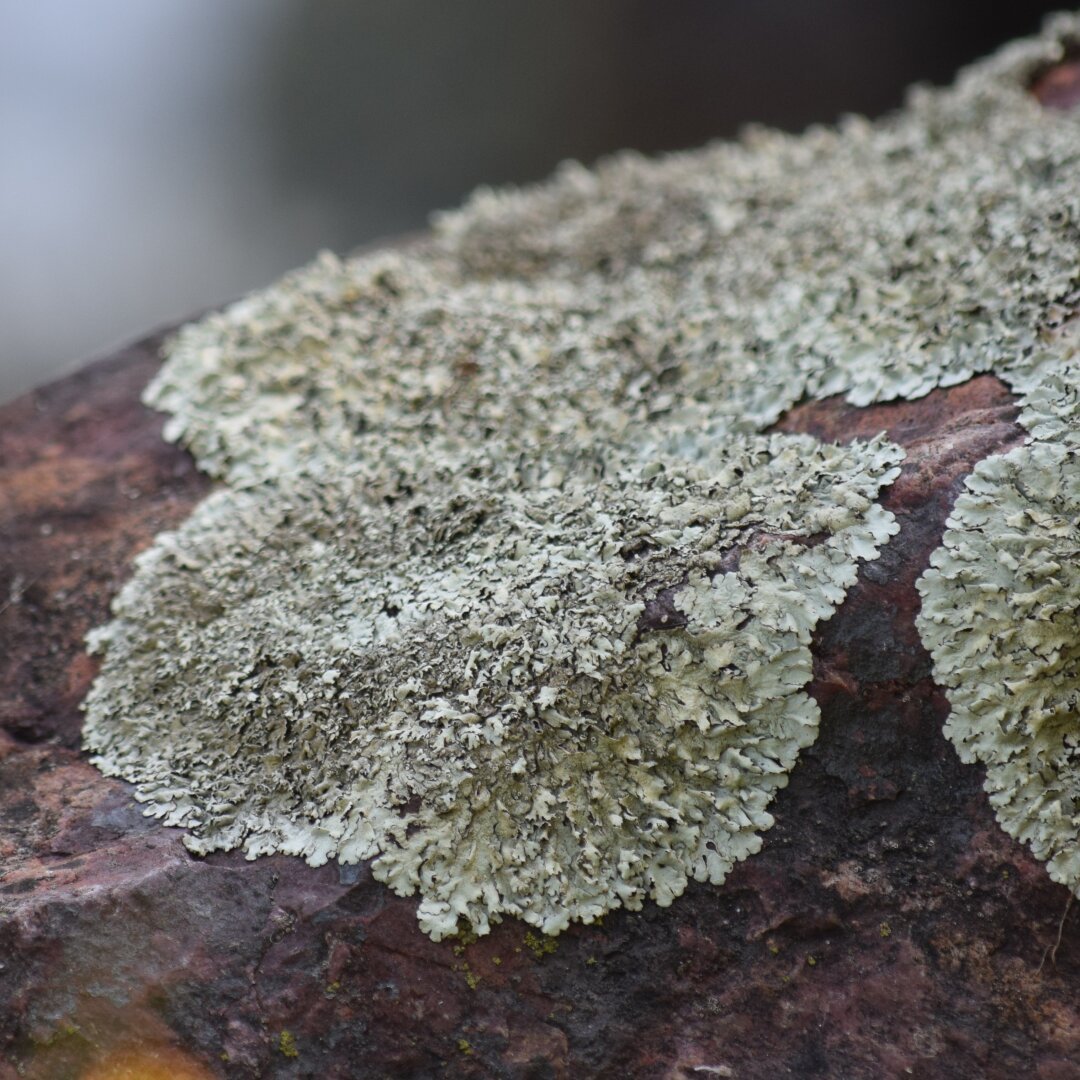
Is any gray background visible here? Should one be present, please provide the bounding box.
[0,1,1061,403]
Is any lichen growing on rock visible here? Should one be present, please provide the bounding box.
[84,436,900,938]
[84,12,1080,936]
[916,439,1080,892]
[1016,332,1080,447]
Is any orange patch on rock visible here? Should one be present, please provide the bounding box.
[81,1046,217,1080]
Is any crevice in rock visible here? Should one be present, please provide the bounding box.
[774,373,1027,806]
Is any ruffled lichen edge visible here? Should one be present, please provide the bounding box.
[916,423,1080,894]
[84,436,901,939]
[146,13,1080,489]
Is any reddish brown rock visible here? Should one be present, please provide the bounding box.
[1031,52,1080,109]
[3,325,1080,1080]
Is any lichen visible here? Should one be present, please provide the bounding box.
[1016,329,1080,445]
[84,12,1080,936]
[277,1031,299,1060]
[524,930,560,961]
[917,439,1080,891]
[909,19,1080,898]
[147,15,1080,489]
[84,436,900,939]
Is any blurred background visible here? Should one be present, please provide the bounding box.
[0,1,1064,403]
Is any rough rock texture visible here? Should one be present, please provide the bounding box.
[4,335,1080,1079]
[6,33,1080,1080]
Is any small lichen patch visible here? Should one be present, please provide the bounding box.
[84,437,900,939]
[524,930,560,961]
[917,440,1080,893]
[452,924,480,950]
[277,1031,299,1060]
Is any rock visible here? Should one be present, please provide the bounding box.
[5,48,1080,1080]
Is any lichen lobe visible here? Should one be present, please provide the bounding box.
[917,438,1080,891]
[84,437,900,939]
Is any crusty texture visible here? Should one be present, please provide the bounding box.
[917,439,1080,892]
[84,436,900,938]
[148,15,1079,488]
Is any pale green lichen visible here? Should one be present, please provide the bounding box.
[85,13,1080,935]
[917,440,1080,890]
[908,19,1080,902]
[148,15,1080,489]
[1016,325,1080,446]
[84,436,900,939]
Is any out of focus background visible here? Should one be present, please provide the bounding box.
[0,1,1064,402]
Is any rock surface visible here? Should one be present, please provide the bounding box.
[5,41,1080,1078]
[3,330,1080,1080]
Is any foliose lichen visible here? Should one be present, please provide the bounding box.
[84,436,900,938]
[916,439,1080,891]
[84,12,1080,935]
[909,17,1080,903]
[1016,336,1080,446]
